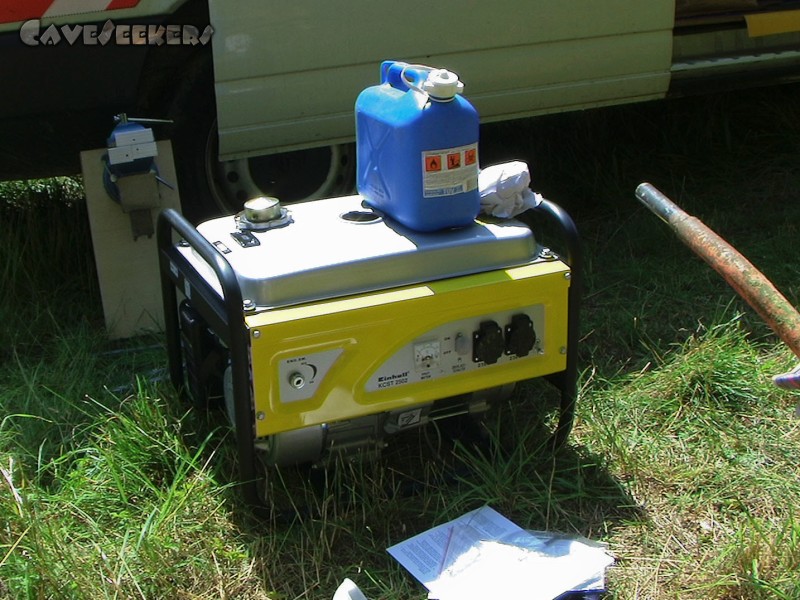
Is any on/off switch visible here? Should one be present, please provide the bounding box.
[454,332,471,356]
[472,320,504,365]
[288,372,306,389]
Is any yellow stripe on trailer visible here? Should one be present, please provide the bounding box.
[746,9,800,37]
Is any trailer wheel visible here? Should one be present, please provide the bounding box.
[169,62,355,222]
[203,120,355,215]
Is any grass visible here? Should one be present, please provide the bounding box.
[2,83,800,599]
[584,319,800,598]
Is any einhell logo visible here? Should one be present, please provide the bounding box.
[20,19,213,47]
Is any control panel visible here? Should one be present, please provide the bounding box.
[365,305,545,392]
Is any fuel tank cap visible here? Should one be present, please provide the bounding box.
[237,196,293,231]
[244,196,282,223]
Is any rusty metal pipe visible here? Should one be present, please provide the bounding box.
[635,182,800,360]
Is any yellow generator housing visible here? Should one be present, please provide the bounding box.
[158,195,580,505]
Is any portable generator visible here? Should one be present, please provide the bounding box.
[157,194,580,505]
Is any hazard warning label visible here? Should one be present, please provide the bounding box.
[421,143,478,198]
[425,155,442,172]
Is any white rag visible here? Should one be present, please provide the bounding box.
[478,161,542,218]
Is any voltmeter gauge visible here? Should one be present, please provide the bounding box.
[413,340,441,370]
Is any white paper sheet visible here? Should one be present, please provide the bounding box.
[387,506,613,600]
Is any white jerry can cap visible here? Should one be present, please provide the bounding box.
[421,69,464,100]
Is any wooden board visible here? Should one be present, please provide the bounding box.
[81,141,181,339]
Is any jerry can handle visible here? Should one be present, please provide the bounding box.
[380,60,431,92]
